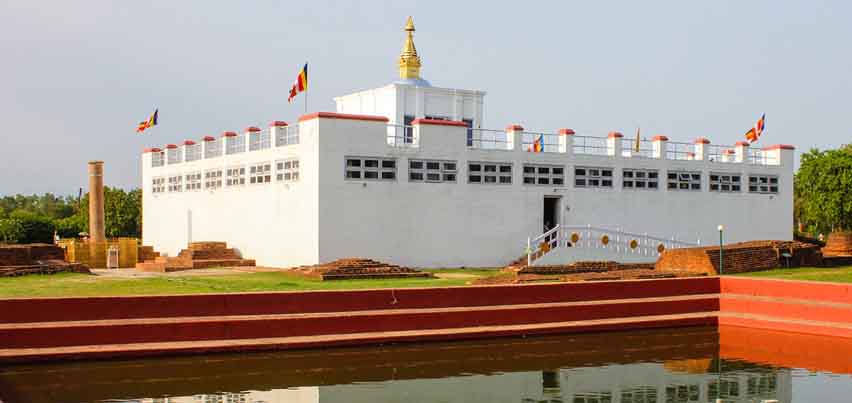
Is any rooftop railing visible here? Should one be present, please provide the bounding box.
[521,131,561,153]
[387,124,417,148]
[274,126,299,147]
[573,135,609,156]
[620,138,655,158]
[148,119,788,169]
[666,141,695,161]
[469,128,513,151]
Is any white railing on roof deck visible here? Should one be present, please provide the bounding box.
[707,144,736,163]
[386,124,417,147]
[749,149,777,165]
[620,138,655,158]
[521,131,561,153]
[469,128,512,150]
[572,135,609,156]
[666,141,695,160]
[274,126,299,147]
[147,122,786,168]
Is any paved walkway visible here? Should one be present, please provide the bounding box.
[90,267,283,278]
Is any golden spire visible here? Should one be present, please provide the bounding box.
[398,16,422,79]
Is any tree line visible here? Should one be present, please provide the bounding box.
[795,144,852,236]
[0,188,141,243]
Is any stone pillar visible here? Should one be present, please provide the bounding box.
[607,131,623,157]
[558,128,575,155]
[506,124,523,152]
[735,141,749,163]
[270,121,289,146]
[88,161,106,242]
[694,137,710,160]
[652,135,669,159]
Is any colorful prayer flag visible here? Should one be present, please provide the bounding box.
[745,113,765,143]
[533,134,543,153]
[288,63,308,103]
[136,109,158,133]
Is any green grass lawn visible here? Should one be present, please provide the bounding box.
[0,268,507,299]
[734,265,852,283]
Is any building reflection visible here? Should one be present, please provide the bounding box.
[129,359,790,403]
[2,326,841,403]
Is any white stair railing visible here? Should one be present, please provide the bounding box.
[524,224,700,266]
[526,224,563,265]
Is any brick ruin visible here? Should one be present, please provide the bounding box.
[135,242,255,272]
[291,258,433,280]
[496,261,693,283]
[0,244,90,277]
[823,232,852,257]
[655,240,823,275]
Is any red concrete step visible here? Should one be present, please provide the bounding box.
[0,277,720,324]
[721,293,852,325]
[0,312,718,363]
[719,312,852,339]
[0,295,719,349]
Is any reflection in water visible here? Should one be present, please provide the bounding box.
[0,326,850,403]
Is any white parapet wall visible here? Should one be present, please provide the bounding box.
[142,113,793,268]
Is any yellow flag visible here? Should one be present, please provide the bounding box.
[634,127,641,153]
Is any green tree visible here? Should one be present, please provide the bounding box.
[795,147,852,235]
[8,210,56,244]
[74,187,142,238]
[54,215,86,238]
[0,218,24,243]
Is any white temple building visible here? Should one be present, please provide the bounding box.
[141,17,794,268]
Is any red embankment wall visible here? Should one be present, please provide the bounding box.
[719,277,852,338]
[0,277,718,324]
[6,276,852,363]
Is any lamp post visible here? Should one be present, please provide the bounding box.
[717,225,724,276]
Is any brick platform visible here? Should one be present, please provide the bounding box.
[292,258,432,280]
[0,244,89,277]
[135,242,255,272]
[823,231,852,257]
[498,261,690,283]
[655,240,822,275]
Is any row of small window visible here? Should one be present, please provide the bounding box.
[578,168,778,193]
[343,157,779,193]
[151,159,299,193]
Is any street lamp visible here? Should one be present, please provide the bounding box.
[717,225,724,276]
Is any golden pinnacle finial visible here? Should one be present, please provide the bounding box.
[399,16,421,79]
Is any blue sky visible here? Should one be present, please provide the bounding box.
[1,0,850,195]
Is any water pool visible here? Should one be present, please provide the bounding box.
[1,326,850,403]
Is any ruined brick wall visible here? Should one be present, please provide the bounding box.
[823,232,852,257]
[705,247,778,274]
[0,244,65,266]
[520,261,656,275]
[656,240,823,275]
[655,248,715,275]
